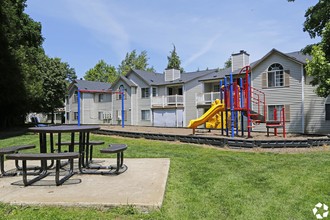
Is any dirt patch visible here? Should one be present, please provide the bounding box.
[101,125,328,140]
[100,125,330,154]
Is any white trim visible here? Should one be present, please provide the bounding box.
[183,84,186,127]
[301,64,305,133]
[81,93,84,124]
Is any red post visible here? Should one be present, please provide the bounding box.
[282,108,286,138]
[274,108,277,136]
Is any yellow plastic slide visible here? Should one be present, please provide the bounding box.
[188,99,225,129]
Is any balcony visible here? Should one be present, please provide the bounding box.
[195,92,220,105]
[151,95,184,107]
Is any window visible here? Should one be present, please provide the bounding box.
[213,84,220,92]
[326,104,330,120]
[66,112,70,121]
[152,87,157,97]
[141,110,150,121]
[178,87,183,95]
[73,112,78,121]
[116,110,127,121]
[116,89,127,100]
[142,88,150,98]
[267,63,284,87]
[168,87,173,95]
[98,94,104,102]
[98,112,103,120]
[268,105,290,122]
[73,91,78,103]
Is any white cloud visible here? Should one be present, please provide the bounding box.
[183,33,222,67]
[66,1,130,60]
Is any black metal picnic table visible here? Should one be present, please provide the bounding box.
[28,125,100,171]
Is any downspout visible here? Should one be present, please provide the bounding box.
[182,84,185,127]
[81,93,84,125]
[77,90,81,126]
[301,64,305,134]
[150,87,153,126]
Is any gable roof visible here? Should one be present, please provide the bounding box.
[285,51,312,63]
[110,75,137,90]
[70,80,111,93]
[250,48,311,69]
[130,69,164,85]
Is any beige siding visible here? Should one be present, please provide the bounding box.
[112,79,132,125]
[304,76,330,134]
[252,53,303,133]
[185,80,204,126]
[125,74,152,126]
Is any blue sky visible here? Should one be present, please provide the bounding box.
[25,0,319,79]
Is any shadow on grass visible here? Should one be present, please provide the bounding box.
[0,126,31,140]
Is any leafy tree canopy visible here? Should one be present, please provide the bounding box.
[0,0,44,127]
[290,0,330,97]
[224,57,231,69]
[118,50,155,76]
[38,56,76,123]
[166,45,184,73]
[84,59,118,83]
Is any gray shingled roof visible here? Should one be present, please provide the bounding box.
[75,80,111,91]
[198,68,230,82]
[131,69,217,86]
[250,48,311,69]
[285,51,311,63]
[132,69,164,85]
[199,49,312,82]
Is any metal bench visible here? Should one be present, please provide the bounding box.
[6,152,79,186]
[0,144,36,176]
[56,141,105,167]
[100,144,128,174]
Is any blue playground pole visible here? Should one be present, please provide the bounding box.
[230,73,234,138]
[77,90,81,126]
[219,80,223,100]
[121,88,125,128]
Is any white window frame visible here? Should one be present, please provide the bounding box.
[141,110,150,121]
[267,63,284,87]
[142,88,150,98]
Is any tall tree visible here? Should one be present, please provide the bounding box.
[0,0,44,127]
[166,45,184,73]
[39,57,76,123]
[118,50,155,76]
[289,0,330,97]
[84,60,118,83]
[224,57,231,69]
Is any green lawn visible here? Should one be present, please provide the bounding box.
[0,131,329,219]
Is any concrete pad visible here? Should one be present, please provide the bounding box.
[0,158,170,209]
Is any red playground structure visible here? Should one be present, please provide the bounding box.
[216,65,286,138]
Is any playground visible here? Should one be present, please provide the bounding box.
[188,66,287,139]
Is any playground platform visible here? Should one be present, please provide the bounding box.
[99,125,330,149]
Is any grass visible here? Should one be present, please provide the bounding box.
[1,131,330,219]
